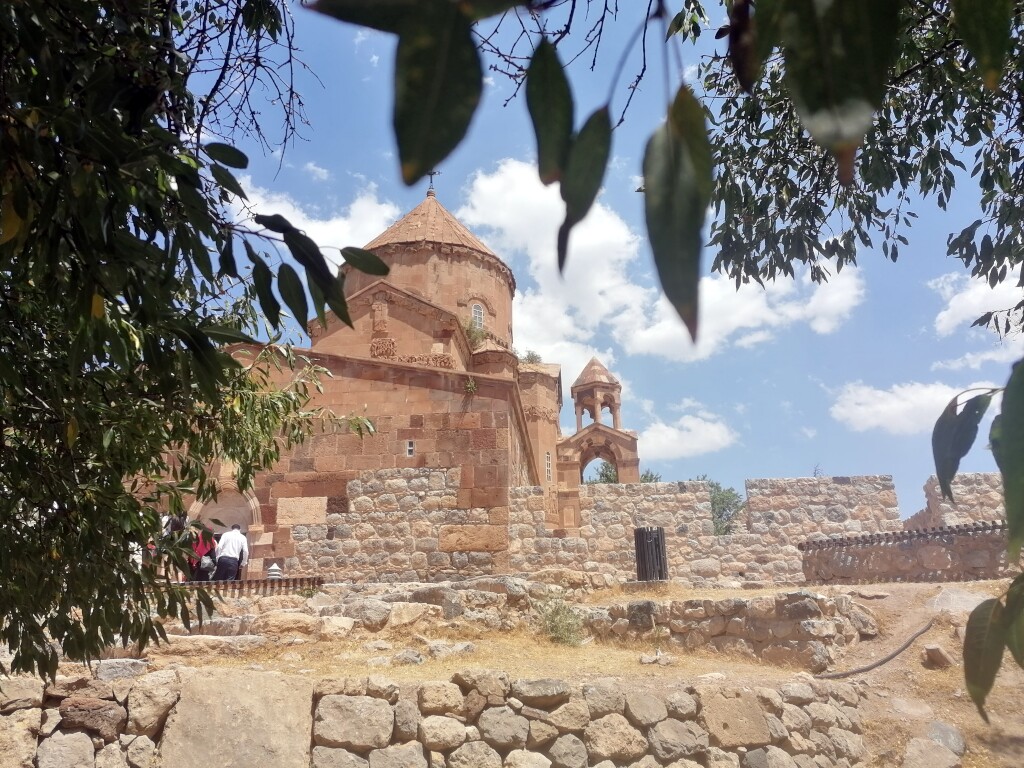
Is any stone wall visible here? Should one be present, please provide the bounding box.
[800,522,1017,583]
[745,476,902,542]
[903,473,1004,530]
[282,468,509,583]
[0,663,875,768]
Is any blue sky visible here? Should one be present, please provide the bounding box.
[231,5,1018,516]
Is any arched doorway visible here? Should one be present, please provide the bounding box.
[187,487,260,534]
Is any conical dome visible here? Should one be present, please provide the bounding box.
[572,358,618,389]
[363,189,497,257]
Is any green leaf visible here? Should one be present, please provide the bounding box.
[253,213,294,234]
[281,229,335,287]
[993,362,1024,560]
[642,85,713,342]
[210,164,248,200]
[931,392,993,501]
[219,239,238,279]
[204,142,249,169]
[526,39,574,185]
[778,0,903,184]
[952,0,1013,90]
[964,598,1006,722]
[1004,574,1024,670]
[245,243,281,327]
[666,11,686,41]
[201,325,259,345]
[393,3,482,185]
[324,273,354,328]
[307,277,329,327]
[310,0,415,33]
[277,263,309,327]
[341,246,390,276]
[557,106,612,270]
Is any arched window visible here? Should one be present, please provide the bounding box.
[471,303,484,329]
[545,452,552,482]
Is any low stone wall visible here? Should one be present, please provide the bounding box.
[800,521,1017,583]
[580,590,877,673]
[903,473,1004,530]
[0,664,874,768]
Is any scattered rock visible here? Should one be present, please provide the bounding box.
[901,737,961,768]
[922,645,956,669]
[891,697,935,720]
[35,731,95,768]
[58,695,127,743]
[639,652,675,666]
[94,660,150,682]
[926,722,966,757]
[393,650,424,666]
[511,679,570,709]
[126,669,179,737]
[583,713,649,764]
[126,734,157,768]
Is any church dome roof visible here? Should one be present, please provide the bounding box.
[572,358,619,389]
[363,189,498,258]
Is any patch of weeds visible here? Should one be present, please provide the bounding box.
[296,586,321,599]
[536,599,585,646]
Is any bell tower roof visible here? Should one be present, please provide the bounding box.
[571,357,619,390]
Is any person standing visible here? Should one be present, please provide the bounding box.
[211,524,248,581]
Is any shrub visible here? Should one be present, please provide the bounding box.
[536,599,585,646]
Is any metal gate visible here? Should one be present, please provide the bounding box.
[634,526,668,581]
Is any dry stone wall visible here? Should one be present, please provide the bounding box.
[903,473,1004,530]
[0,663,876,768]
[800,522,1018,583]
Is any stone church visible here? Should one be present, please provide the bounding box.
[199,189,640,578]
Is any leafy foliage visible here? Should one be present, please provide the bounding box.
[0,0,383,678]
[536,598,585,646]
[584,462,661,484]
[694,474,745,535]
[640,469,662,483]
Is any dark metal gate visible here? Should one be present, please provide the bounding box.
[634,526,668,581]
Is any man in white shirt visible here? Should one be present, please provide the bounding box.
[212,524,248,581]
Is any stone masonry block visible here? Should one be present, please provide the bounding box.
[277,496,328,526]
[438,525,509,552]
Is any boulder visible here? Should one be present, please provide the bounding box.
[35,731,96,768]
[447,741,502,768]
[452,669,510,704]
[345,600,393,631]
[418,716,466,751]
[393,700,421,742]
[312,747,369,768]
[367,742,428,768]
[58,695,127,743]
[319,617,357,641]
[367,676,401,704]
[511,679,571,709]
[388,603,440,628]
[0,675,44,713]
[418,682,464,716]
[126,735,156,768]
[527,720,559,749]
[478,706,529,750]
[46,676,115,701]
[544,699,590,733]
[665,691,698,720]
[648,718,709,762]
[548,733,588,768]
[778,684,814,706]
[94,660,149,682]
[315,695,395,751]
[505,749,552,768]
[317,677,368,699]
[698,689,769,749]
[582,681,624,718]
[95,742,129,768]
[250,610,319,636]
[583,713,649,763]
[901,737,961,768]
[160,668,313,768]
[409,586,464,619]
[742,745,798,768]
[624,691,667,727]
[0,707,41,768]
[126,669,179,737]
[927,721,966,757]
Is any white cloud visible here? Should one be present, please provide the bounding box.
[457,159,867,372]
[370,54,380,68]
[929,270,1023,337]
[237,178,400,265]
[829,380,999,435]
[353,30,369,45]
[639,406,739,461]
[302,161,330,182]
[800,426,817,439]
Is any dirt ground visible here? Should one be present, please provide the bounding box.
[141,580,1023,767]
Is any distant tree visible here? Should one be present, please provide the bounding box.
[640,469,662,483]
[584,461,618,484]
[520,350,543,364]
[694,474,745,535]
[813,464,825,478]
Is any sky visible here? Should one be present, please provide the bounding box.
[228,4,1020,517]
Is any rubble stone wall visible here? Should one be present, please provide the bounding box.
[903,473,1005,530]
[801,524,1017,583]
[0,663,874,768]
